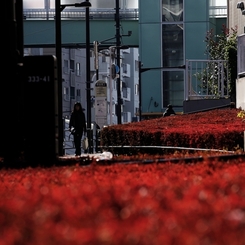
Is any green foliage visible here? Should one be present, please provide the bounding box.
[204,25,237,100]
[237,110,245,119]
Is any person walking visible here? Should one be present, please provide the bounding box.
[163,104,176,117]
[69,102,87,156]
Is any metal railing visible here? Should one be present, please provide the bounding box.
[23,8,139,20]
[63,119,101,155]
[185,59,229,101]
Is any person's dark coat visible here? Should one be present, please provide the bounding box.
[163,104,176,117]
[69,102,87,155]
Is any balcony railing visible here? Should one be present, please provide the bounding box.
[23,8,139,20]
[185,59,229,100]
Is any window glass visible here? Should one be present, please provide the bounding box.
[162,0,183,22]
[23,0,44,8]
[63,59,69,74]
[76,89,81,97]
[162,24,184,67]
[76,62,80,76]
[162,71,184,107]
[70,87,75,99]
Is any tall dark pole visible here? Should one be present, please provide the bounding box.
[94,41,99,81]
[86,0,92,153]
[55,0,64,156]
[115,0,121,124]
[139,61,142,121]
[16,0,24,59]
[2,0,22,163]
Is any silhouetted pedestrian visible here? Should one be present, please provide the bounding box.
[163,104,176,117]
[69,102,87,156]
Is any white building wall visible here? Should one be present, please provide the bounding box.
[237,77,245,110]
[228,0,245,110]
[228,0,245,35]
[90,47,139,125]
[121,48,139,122]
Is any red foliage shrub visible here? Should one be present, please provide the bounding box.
[0,108,245,244]
[100,109,245,152]
[1,158,245,244]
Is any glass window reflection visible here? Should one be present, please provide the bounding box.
[162,24,183,67]
[163,71,184,107]
[162,0,183,22]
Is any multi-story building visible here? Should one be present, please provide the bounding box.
[139,0,228,116]
[90,47,139,125]
[23,1,139,127]
[23,0,232,122]
[24,45,139,126]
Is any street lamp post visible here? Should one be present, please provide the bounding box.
[115,0,121,124]
[55,1,91,156]
[109,46,116,125]
[85,0,92,153]
[108,45,128,125]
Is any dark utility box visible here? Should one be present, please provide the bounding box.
[23,55,59,163]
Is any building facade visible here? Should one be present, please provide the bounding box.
[90,47,139,126]
[23,0,229,123]
[24,46,139,126]
[139,0,227,117]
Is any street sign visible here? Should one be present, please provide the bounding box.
[115,65,120,73]
[95,80,107,97]
[95,80,108,129]
[111,64,120,79]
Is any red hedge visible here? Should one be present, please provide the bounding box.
[100,109,245,152]
[1,160,245,244]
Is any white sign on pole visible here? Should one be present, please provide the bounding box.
[95,80,107,129]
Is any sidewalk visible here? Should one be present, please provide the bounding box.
[58,151,113,163]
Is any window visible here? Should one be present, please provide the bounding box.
[76,89,81,101]
[122,63,127,73]
[238,35,245,77]
[64,87,69,101]
[162,0,183,22]
[135,84,139,95]
[162,24,184,67]
[76,62,81,76]
[70,87,75,100]
[63,59,68,74]
[70,59,75,71]
[135,60,139,72]
[162,70,184,107]
[162,0,184,107]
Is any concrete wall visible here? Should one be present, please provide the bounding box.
[228,0,245,110]
[236,77,245,110]
[228,0,245,35]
